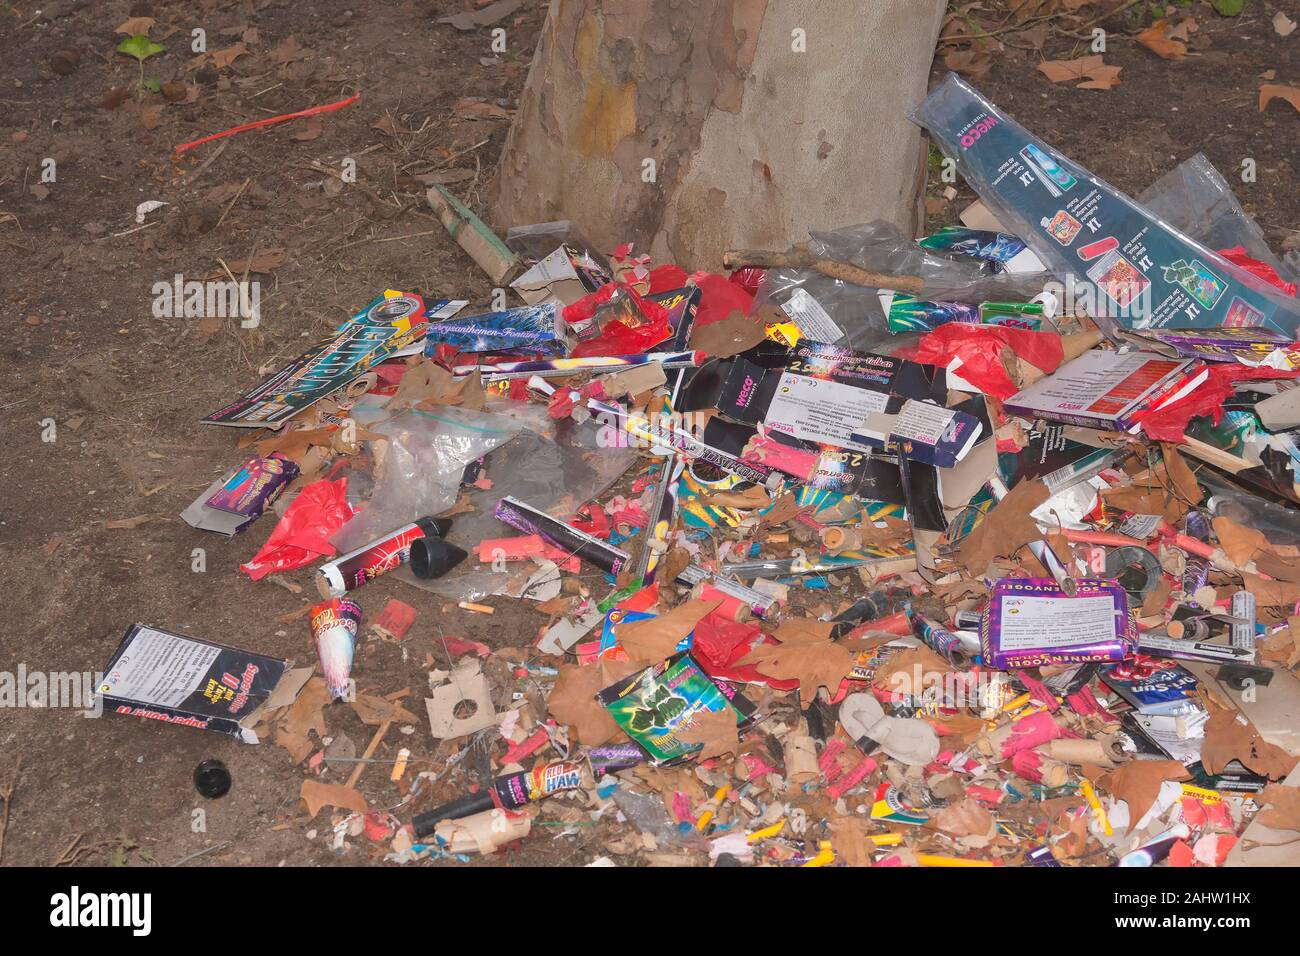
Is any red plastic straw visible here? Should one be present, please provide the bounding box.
[173,93,360,154]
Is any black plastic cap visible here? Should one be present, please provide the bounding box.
[410,536,468,579]
[415,516,454,539]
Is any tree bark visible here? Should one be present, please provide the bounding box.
[491,0,948,271]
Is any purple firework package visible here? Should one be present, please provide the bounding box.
[981,577,1136,670]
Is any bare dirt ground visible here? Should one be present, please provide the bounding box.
[1,0,1296,867]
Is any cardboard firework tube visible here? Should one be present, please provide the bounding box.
[310,598,361,700]
[493,496,630,574]
[1042,736,1127,768]
[411,760,584,838]
[316,517,452,598]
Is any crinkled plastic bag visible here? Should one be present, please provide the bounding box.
[398,415,637,601]
[753,220,1051,351]
[1138,153,1297,286]
[330,406,522,553]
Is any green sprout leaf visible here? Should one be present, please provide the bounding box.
[143,78,162,93]
[1211,0,1245,15]
[117,35,165,63]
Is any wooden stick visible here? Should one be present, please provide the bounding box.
[722,248,925,294]
[346,720,392,790]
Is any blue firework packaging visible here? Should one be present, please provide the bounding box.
[424,303,570,356]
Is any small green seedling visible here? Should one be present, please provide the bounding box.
[116,34,165,99]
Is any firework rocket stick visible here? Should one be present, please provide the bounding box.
[637,368,690,583]
[453,350,704,382]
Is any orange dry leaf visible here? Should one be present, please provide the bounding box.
[1258,783,1300,831]
[209,43,249,69]
[547,658,642,746]
[1137,19,1188,61]
[115,16,156,35]
[933,796,995,838]
[273,676,330,763]
[1107,759,1189,826]
[738,639,853,707]
[1037,55,1122,90]
[1211,515,1269,567]
[300,779,368,818]
[1200,705,1299,780]
[828,815,873,867]
[1259,85,1300,115]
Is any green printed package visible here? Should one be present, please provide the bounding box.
[596,652,753,765]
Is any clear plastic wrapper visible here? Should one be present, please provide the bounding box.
[1137,153,1297,286]
[753,220,1054,350]
[330,406,523,554]
[393,415,637,601]
[1201,468,1300,547]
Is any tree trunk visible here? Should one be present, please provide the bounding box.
[491,0,948,272]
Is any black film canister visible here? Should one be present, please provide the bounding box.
[194,759,232,799]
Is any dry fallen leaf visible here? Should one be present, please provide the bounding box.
[271,36,308,64]
[1260,84,1300,115]
[351,692,418,726]
[738,638,853,706]
[1108,759,1189,826]
[273,677,330,763]
[688,310,768,357]
[958,478,1050,576]
[1274,12,1297,37]
[828,815,872,867]
[115,16,155,35]
[933,796,995,838]
[1242,573,1300,608]
[209,44,249,70]
[944,48,994,82]
[139,104,163,131]
[1200,705,1299,780]
[1159,443,1203,506]
[1037,55,1122,90]
[291,116,323,141]
[1137,19,1188,60]
[615,598,723,664]
[1258,783,1300,831]
[452,97,514,121]
[1211,515,1269,566]
[371,115,407,136]
[300,779,368,818]
[547,658,642,746]
[102,514,166,530]
[872,644,954,694]
[218,247,288,276]
[771,617,836,645]
[1165,17,1198,43]
[674,705,739,760]
[253,426,334,465]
